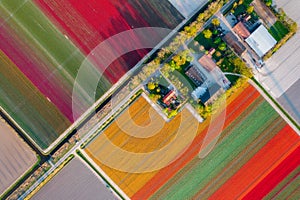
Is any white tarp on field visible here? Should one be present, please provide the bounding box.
[168,0,208,18]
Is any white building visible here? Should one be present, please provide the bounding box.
[245,25,277,57]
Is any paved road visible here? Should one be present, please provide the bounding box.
[255,0,300,125]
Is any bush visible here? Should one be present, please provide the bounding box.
[218,42,227,51]
[147,82,156,90]
[264,0,272,7]
[247,6,254,14]
[203,29,213,39]
[212,18,220,27]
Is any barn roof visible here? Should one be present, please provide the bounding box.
[245,25,277,57]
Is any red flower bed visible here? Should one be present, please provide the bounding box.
[34,0,151,83]
[209,125,300,200]
[33,0,184,83]
[243,144,300,200]
[132,84,260,199]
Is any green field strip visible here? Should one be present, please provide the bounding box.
[151,100,279,200]
[150,96,267,199]
[0,51,71,149]
[273,175,300,200]
[264,166,300,200]
[196,118,286,200]
[0,0,111,102]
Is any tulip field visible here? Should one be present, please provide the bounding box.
[0,0,185,151]
[34,0,185,83]
[84,83,299,199]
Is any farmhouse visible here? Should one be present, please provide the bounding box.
[191,83,223,105]
[162,90,177,106]
[245,24,277,57]
[198,54,231,89]
[186,54,230,105]
[223,32,247,56]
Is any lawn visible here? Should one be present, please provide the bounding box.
[194,32,215,50]
[269,21,289,42]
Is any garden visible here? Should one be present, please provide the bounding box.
[146,75,182,118]
[192,18,252,82]
[268,21,289,42]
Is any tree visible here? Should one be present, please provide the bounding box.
[212,18,220,27]
[214,37,222,44]
[185,24,197,37]
[147,82,156,90]
[218,42,227,51]
[289,22,298,33]
[213,29,219,35]
[149,94,161,101]
[264,0,272,7]
[203,29,213,39]
[168,110,178,118]
[233,2,238,8]
[247,6,254,14]
[231,57,253,78]
[197,13,205,22]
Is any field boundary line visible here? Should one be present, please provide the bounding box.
[249,79,300,134]
[0,154,40,199]
[80,89,143,149]
[75,154,122,200]
[0,106,46,153]
[21,154,74,200]
[141,93,170,122]
[77,150,129,200]
[44,0,215,153]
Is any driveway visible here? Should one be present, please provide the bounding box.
[255,0,300,125]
